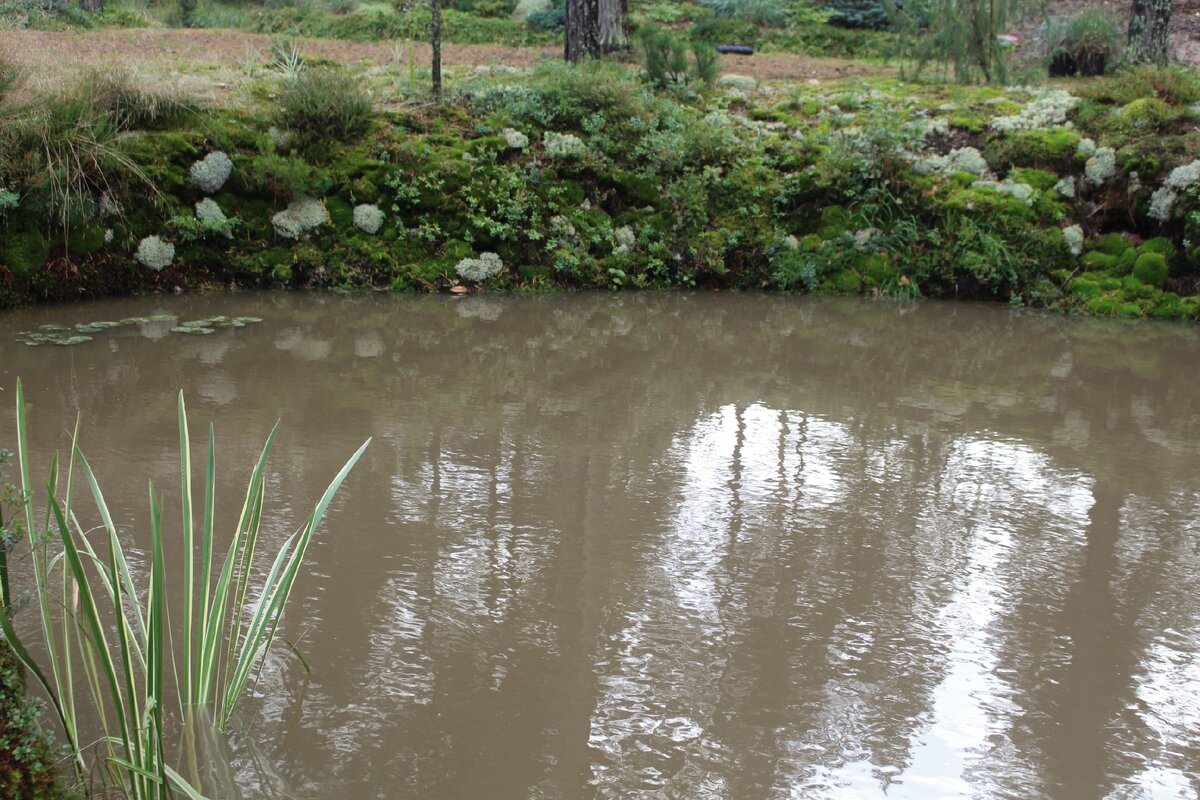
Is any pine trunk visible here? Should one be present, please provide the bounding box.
[597,0,629,53]
[430,0,443,98]
[565,0,599,63]
[80,0,103,11]
[1127,0,1172,66]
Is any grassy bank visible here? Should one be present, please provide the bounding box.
[1,53,1200,320]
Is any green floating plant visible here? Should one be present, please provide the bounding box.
[16,316,264,346]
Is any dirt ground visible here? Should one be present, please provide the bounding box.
[1,27,890,86]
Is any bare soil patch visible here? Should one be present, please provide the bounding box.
[2,27,890,85]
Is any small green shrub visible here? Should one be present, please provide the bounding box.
[273,67,373,145]
[525,2,563,32]
[247,137,334,200]
[640,27,718,89]
[698,0,789,27]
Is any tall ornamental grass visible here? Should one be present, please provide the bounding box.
[0,379,369,799]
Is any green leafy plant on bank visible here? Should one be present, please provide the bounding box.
[0,380,369,799]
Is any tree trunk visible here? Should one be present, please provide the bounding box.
[430,0,443,98]
[1127,0,1172,66]
[596,0,629,54]
[564,0,599,63]
[80,0,104,12]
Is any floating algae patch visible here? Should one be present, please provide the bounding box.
[16,314,263,346]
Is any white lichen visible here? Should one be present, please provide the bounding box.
[353,203,385,234]
[502,128,529,149]
[1084,147,1116,186]
[948,147,989,176]
[271,196,329,240]
[549,215,578,242]
[190,152,234,193]
[543,131,586,160]
[98,191,122,219]
[1148,159,1200,221]
[135,235,175,271]
[195,197,233,238]
[104,228,114,243]
[268,126,294,150]
[1054,176,1076,198]
[455,252,504,282]
[852,228,881,252]
[1062,224,1084,256]
[718,74,758,92]
[989,89,1079,132]
[1076,137,1096,158]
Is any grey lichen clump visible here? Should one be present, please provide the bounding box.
[353,204,385,234]
[989,89,1079,132]
[455,252,504,282]
[190,152,234,193]
[1149,160,1200,222]
[543,131,586,160]
[135,236,175,271]
[1062,224,1084,256]
[613,225,636,255]
[971,179,1035,206]
[272,196,329,239]
[502,128,529,149]
[1084,147,1117,186]
[196,198,233,238]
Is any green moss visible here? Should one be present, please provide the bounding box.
[1086,296,1118,315]
[1,230,52,281]
[943,187,1036,225]
[798,233,824,252]
[1117,302,1143,317]
[818,205,851,239]
[997,127,1081,167]
[950,171,978,187]
[1140,236,1177,258]
[607,170,661,207]
[465,135,506,157]
[1092,233,1136,257]
[1118,97,1183,129]
[66,223,107,254]
[856,252,891,286]
[1069,276,1102,297]
[441,239,473,259]
[1006,168,1058,192]
[1132,251,1169,287]
[948,113,986,133]
[826,268,862,294]
[325,196,354,228]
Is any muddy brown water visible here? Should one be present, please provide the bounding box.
[2,292,1199,799]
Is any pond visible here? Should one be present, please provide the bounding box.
[2,292,1199,799]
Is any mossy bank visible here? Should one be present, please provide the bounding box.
[3,59,1200,321]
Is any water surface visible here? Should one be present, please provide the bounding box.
[2,293,1199,799]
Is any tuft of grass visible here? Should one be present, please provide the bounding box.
[0,379,370,799]
[273,65,373,145]
[0,69,190,232]
[1083,64,1200,107]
